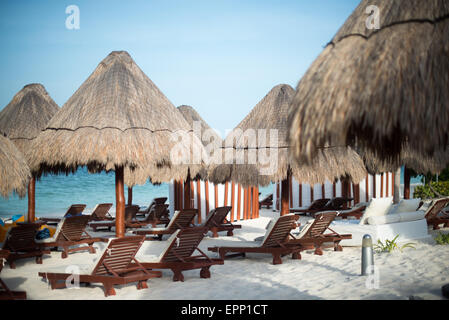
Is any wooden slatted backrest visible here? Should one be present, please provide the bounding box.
[306,212,337,238]
[262,215,299,248]
[3,224,40,251]
[324,197,346,210]
[160,227,207,263]
[154,197,168,205]
[55,215,90,242]
[146,204,169,222]
[206,206,232,227]
[125,205,140,222]
[64,204,87,217]
[308,198,330,211]
[425,198,449,220]
[167,209,197,232]
[91,235,145,276]
[91,203,113,220]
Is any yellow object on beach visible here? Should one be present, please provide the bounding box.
[0,215,26,242]
[0,216,57,242]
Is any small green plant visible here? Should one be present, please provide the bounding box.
[374,235,416,253]
[434,232,449,245]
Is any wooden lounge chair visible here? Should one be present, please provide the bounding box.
[36,215,108,259]
[323,197,353,211]
[136,227,223,282]
[288,212,352,255]
[88,203,114,221]
[259,193,273,209]
[208,214,302,265]
[38,236,162,297]
[336,205,367,220]
[424,197,449,230]
[89,205,140,232]
[2,223,51,269]
[202,206,242,238]
[39,204,87,225]
[127,204,170,229]
[0,250,27,300]
[133,209,197,240]
[291,198,330,216]
[137,197,168,217]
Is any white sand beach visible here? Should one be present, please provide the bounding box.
[1,208,448,300]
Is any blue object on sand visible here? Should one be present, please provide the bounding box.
[11,214,23,222]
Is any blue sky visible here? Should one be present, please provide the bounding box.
[0,0,360,136]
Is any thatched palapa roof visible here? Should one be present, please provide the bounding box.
[0,83,59,159]
[178,105,223,146]
[210,84,367,187]
[288,0,449,169]
[27,51,208,184]
[0,135,31,198]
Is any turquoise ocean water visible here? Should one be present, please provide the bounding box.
[0,167,274,220]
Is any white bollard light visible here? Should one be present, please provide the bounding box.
[361,234,374,276]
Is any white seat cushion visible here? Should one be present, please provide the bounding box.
[366,214,401,225]
[359,197,393,225]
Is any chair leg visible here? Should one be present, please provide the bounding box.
[8,260,16,270]
[292,251,301,260]
[137,280,148,290]
[88,244,96,254]
[103,283,116,297]
[334,241,343,252]
[61,248,68,259]
[226,230,234,236]
[172,269,184,282]
[35,255,43,264]
[211,228,219,238]
[200,267,211,279]
[272,253,282,265]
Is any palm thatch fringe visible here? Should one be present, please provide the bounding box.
[26,51,208,184]
[209,84,367,186]
[288,0,449,169]
[0,135,31,198]
[0,83,59,161]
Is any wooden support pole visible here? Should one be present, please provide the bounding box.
[230,182,235,222]
[281,174,291,216]
[214,184,218,209]
[332,182,336,198]
[205,181,210,214]
[373,174,377,198]
[404,167,411,199]
[354,184,360,204]
[310,184,314,203]
[184,178,191,209]
[321,184,325,199]
[127,187,133,206]
[380,173,384,198]
[298,183,302,207]
[27,176,36,222]
[276,182,280,211]
[365,174,369,202]
[224,182,228,206]
[196,180,202,224]
[237,184,241,221]
[385,172,390,197]
[115,166,125,238]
